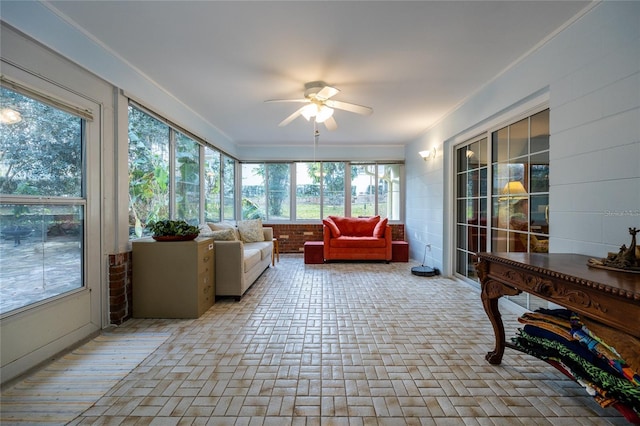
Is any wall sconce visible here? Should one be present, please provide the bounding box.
[419,147,436,161]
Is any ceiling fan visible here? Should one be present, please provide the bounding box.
[266,81,373,131]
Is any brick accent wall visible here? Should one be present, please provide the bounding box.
[264,223,405,253]
[108,252,133,325]
[390,224,405,242]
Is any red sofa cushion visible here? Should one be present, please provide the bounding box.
[373,217,388,238]
[329,215,380,236]
[322,217,341,237]
[330,236,387,248]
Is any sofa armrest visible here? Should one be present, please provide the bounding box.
[262,227,274,241]
[384,225,392,241]
[323,225,331,258]
[384,226,392,260]
[323,225,331,243]
[213,240,244,295]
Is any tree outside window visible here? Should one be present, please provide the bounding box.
[175,132,200,225]
[222,155,235,221]
[266,163,290,220]
[204,147,221,223]
[128,106,170,237]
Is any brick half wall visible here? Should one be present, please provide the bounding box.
[108,252,133,325]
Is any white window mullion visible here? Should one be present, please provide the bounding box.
[290,163,297,221]
[169,128,176,219]
[344,162,352,218]
[199,145,205,225]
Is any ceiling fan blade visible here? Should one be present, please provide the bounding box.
[323,116,338,131]
[325,100,373,116]
[265,99,309,103]
[315,85,339,101]
[278,105,307,127]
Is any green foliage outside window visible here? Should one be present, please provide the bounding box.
[204,148,221,222]
[175,132,200,225]
[128,106,170,237]
[0,87,82,197]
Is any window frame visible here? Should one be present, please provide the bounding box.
[240,161,405,222]
[453,105,550,311]
[0,74,100,319]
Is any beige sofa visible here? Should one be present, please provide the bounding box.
[203,222,273,300]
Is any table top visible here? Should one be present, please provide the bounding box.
[477,252,640,301]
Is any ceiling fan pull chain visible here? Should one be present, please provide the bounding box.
[313,120,319,162]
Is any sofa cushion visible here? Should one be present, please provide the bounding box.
[329,215,380,237]
[330,236,387,248]
[208,221,234,231]
[208,221,239,240]
[259,244,271,259]
[244,241,272,260]
[243,248,262,272]
[238,219,265,243]
[210,228,237,241]
[373,217,388,238]
[199,223,215,237]
[323,217,341,237]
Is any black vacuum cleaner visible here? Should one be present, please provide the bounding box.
[411,243,440,277]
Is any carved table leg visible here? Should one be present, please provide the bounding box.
[476,259,521,365]
[481,286,507,364]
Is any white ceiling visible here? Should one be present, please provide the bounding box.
[44,0,590,147]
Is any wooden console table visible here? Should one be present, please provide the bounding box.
[475,252,640,365]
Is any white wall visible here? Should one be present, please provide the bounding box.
[405,1,640,275]
[237,143,405,162]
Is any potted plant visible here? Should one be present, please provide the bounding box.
[148,219,199,241]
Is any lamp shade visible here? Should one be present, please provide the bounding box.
[502,181,527,196]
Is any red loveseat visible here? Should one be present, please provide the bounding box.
[323,215,392,262]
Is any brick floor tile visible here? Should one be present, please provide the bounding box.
[3,256,628,425]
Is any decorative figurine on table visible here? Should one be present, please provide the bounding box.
[588,227,640,273]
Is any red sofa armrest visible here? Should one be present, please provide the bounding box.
[384,226,392,260]
[323,225,331,259]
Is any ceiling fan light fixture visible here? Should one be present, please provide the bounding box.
[315,106,334,123]
[301,104,318,121]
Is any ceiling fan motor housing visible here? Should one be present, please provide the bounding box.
[304,81,328,98]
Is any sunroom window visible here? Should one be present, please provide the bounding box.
[0,86,85,315]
